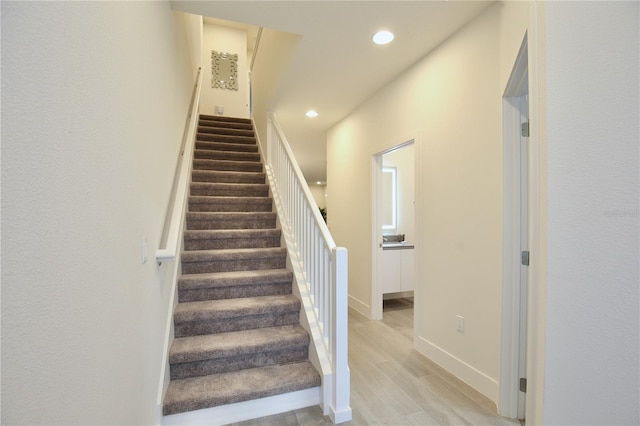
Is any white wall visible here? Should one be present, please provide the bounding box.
[1,3,198,424]
[540,2,639,424]
[184,13,203,72]
[327,3,529,402]
[383,145,415,242]
[309,185,327,210]
[200,23,249,118]
[249,28,301,157]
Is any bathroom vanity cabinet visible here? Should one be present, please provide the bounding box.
[382,244,414,294]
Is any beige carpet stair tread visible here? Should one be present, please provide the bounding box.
[198,119,253,130]
[183,228,280,240]
[186,211,276,220]
[190,182,269,190]
[194,149,260,162]
[178,269,292,290]
[163,361,320,416]
[173,294,300,323]
[181,247,286,262]
[169,325,309,364]
[192,158,263,172]
[196,133,258,144]
[191,169,265,184]
[199,114,251,123]
[195,140,258,152]
[196,126,255,137]
[187,197,273,213]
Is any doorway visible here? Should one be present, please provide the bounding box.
[499,33,529,421]
[372,140,416,321]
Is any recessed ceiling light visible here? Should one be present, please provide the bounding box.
[306,110,318,118]
[373,30,394,45]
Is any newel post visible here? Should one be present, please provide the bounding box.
[331,247,352,423]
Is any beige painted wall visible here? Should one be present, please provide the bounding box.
[250,28,302,157]
[1,3,198,424]
[539,2,639,424]
[200,23,249,118]
[327,2,529,402]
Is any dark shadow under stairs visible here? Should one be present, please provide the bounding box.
[162,115,321,417]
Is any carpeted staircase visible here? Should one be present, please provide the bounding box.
[162,115,321,418]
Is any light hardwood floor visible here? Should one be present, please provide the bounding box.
[230,298,519,426]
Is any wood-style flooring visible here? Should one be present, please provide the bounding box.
[229,298,519,426]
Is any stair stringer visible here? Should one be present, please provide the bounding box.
[265,164,333,418]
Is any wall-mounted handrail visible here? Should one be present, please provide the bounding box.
[157,67,202,263]
[265,113,352,423]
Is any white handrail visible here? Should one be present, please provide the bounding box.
[265,113,352,423]
[156,68,202,263]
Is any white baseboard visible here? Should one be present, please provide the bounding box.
[348,294,370,317]
[383,291,414,300]
[162,387,321,426]
[416,336,499,402]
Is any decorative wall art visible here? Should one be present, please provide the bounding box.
[211,50,238,90]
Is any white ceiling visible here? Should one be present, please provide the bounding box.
[174,1,494,183]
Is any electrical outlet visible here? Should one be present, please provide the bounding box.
[456,315,464,333]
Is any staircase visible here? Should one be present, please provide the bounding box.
[162,115,321,422]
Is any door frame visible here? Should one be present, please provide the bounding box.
[371,138,417,321]
[499,33,529,420]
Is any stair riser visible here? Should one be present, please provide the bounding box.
[181,256,286,274]
[195,141,258,153]
[199,115,252,125]
[190,186,269,198]
[199,119,253,131]
[195,150,261,162]
[191,171,265,184]
[170,347,308,380]
[174,312,300,338]
[184,236,280,251]
[188,201,272,213]
[197,133,256,145]
[197,127,255,138]
[178,282,292,303]
[193,159,263,173]
[186,218,276,230]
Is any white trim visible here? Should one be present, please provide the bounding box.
[412,131,424,343]
[370,137,417,322]
[416,337,499,402]
[330,247,352,424]
[348,294,370,317]
[524,3,546,423]
[371,154,384,320]
[162,387,321,426]
[499,33,529,420]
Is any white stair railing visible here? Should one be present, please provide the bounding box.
[265,113,352,424]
